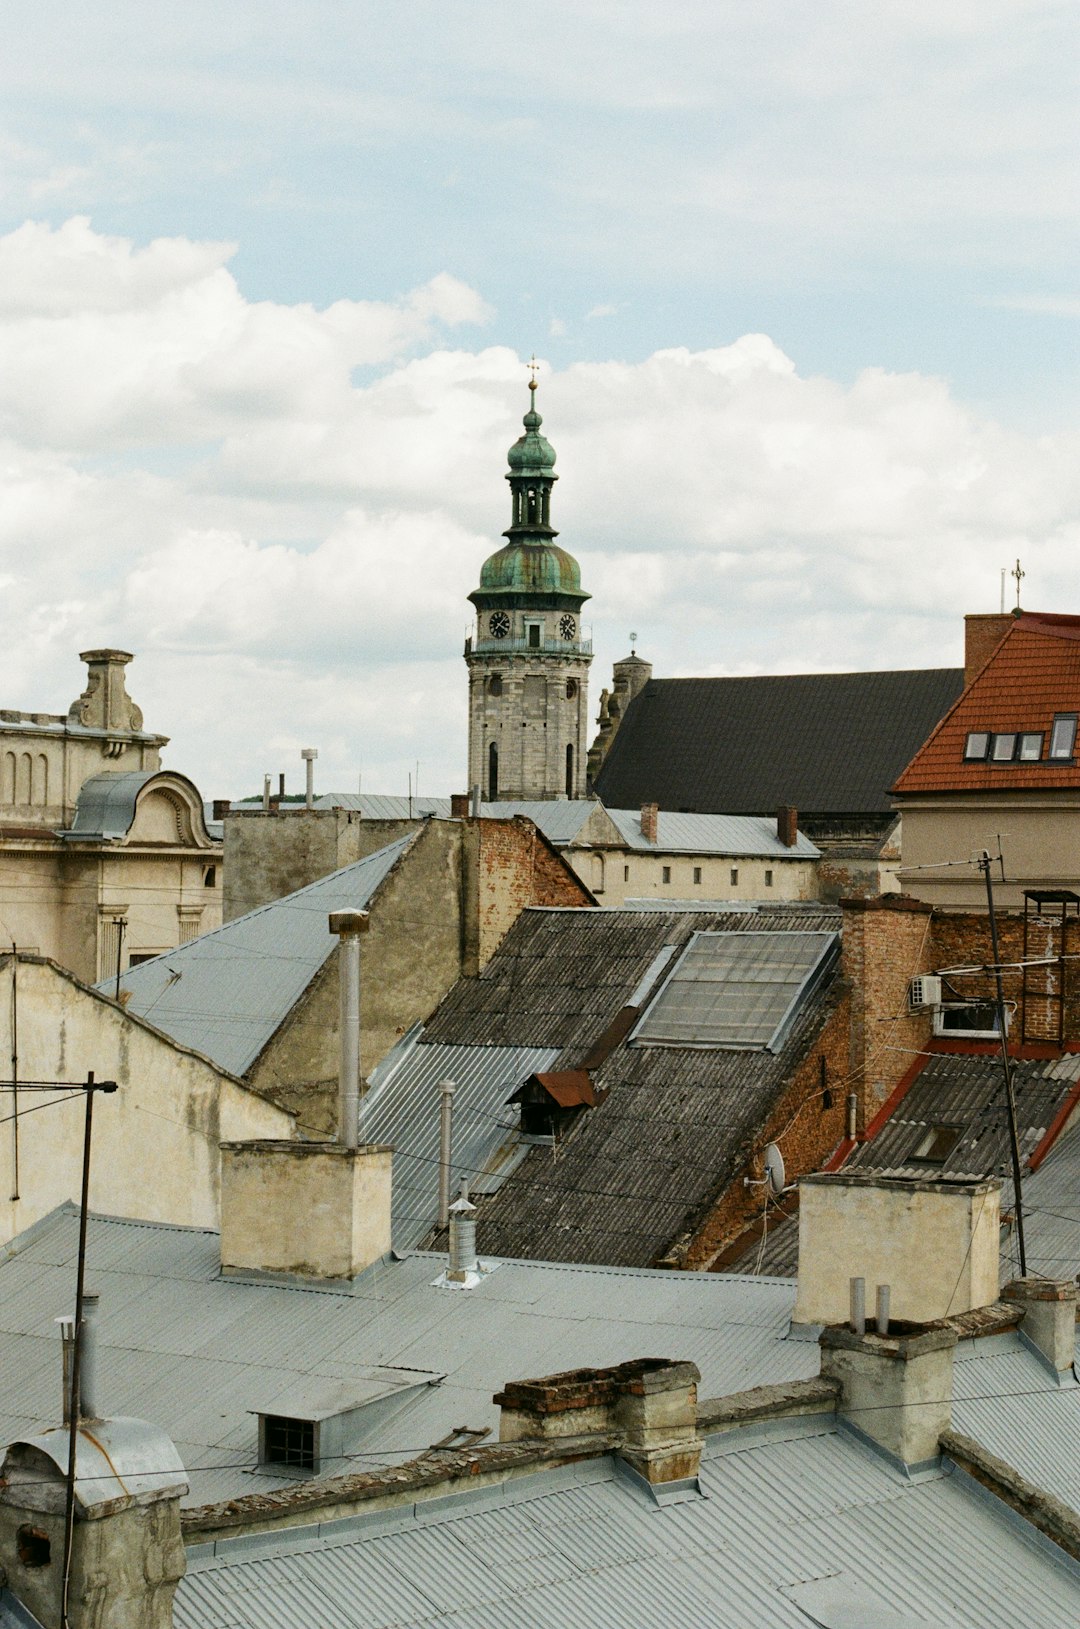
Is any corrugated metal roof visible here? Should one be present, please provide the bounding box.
[364,1036,561,1247]
[952,1330,1080,1514]
[103,833,416,1077]
[0,1209,814,1508]
[315,794,453,818]
[607,807,820,857]
[176,1420,1080,1629]
[1024,1121,1080,1280]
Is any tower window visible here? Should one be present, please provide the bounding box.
[488,673,503,696]
[565,679,577,699]
[488,743,499,801]
[527,622,541,648]
[565,743,574,796]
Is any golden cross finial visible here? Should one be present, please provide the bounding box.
[1012,557,1025,610]
[527,355,540,391]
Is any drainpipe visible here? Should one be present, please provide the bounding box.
[329,910,370,1147]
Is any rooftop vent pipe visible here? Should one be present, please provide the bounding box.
[469,784,481,817]
[447,1181,479,1282]
[57,1292,100,1423]
[329,910,370,1147]
[301,747,318,809]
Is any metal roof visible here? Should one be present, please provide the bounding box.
[952,1329,1080,1514]
[364,1035,561,1248]
[1,1417,188,1512]
[315,794,453,818]
[103,833,416,1077]
[176,1420,1080,1629]
[1023,1120,1080,1281]
[0,1209,814,1508]
[606,806,819,857]
[62,770,155,838]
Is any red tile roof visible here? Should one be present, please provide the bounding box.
[894,613,1080,794]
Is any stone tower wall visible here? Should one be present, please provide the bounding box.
[467,650,592,800]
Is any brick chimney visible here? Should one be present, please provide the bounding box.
[495,1358,702,1488]
[777,805,798,847]
[964,612,1016,685]
[640,802,659,844]
[450,793,469,818]
[212,798,231,820]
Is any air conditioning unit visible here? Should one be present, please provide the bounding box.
[908,975,942,1011]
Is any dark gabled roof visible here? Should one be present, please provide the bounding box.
[424,904,843,1268]
[593,669,963,817]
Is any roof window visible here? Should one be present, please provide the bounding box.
[964,731,990,760]
[909,1124,964,1165]
[1018,732,1043,761]
[632,929,839,1053]
[1049,714,1077,760]
[991,732,1017,761]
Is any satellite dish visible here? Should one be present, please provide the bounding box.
[764,1143,786,1197]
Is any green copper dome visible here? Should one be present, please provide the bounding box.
[478,541,583,595]
[507,390,557,475]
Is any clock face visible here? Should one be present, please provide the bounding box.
[559,614,576,641]
[489,611,511,639]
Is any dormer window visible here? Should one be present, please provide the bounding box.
[964,731,990,760]
[1049,714,1077,760]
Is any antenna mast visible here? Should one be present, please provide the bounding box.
[979,849,1027,1275]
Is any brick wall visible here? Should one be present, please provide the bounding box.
[931,907,1080,1045]
[681,987,853,1269]
[472,817,594,970]
[841,896,935,1122]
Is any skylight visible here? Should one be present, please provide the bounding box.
[632,930,839,1052]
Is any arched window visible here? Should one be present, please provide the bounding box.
[488,673,503,697]
[591,852,605,893]
[565,679,577,700]
[565,743,574,796]
[16,753,31,804]
[488,742,499,801]
[36,754,48,805]
[2,752,14,803]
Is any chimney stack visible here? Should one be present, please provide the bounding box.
[777,805,798,847]
[450,792,469,819]
[819,1319,957,1472]
[640,802,659,844]
[1002,1277,1078,1373]
[212,798,231,820]
[964,611,1016,685]
[793,1173,1001,1327]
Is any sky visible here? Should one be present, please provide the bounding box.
[1,1,1079,799]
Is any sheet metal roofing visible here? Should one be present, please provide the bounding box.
[593,668,963,818]
[176,1421,1080,1629]
[0,1209,813,1508]
[423,906,842,1266]
[895,613,1080,795]
[61,770,155,839]
[364,1035,561,1248]
[103,832,415,1077]
[315,794,453,818]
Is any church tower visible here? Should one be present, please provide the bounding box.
[465,375,592,801]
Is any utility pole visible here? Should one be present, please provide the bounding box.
[980,850,1027,1275]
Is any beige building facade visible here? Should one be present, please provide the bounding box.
[0,649,222,981]
[0,952,293,1245]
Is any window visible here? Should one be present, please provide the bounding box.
[964,731,990,760]
[527,622,541,648]
[764,869,774,887]
[623,865,630,882]
[565,743,574,796]
[127,952,161,968]
[263,1416,315,1470]
[1018,732,1043,761]
[203,864,217,887]
[632,930,840,1052]
[488,673,503,696]
[17,1527,51,1568]
[565,679,577,700]
[662,865,671,884]
[909,1124,964,1165]
[693,866,702,885]
[934,999,1007,1040]
[1050,714,1078,760]
[991,733,1017,761]
[487,742,498,800]
[730,867,739,886]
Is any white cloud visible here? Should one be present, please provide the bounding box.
[3,217,1080,800]
[586,304,617,320]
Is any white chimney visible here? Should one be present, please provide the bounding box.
[301,746,318,809]
[328,909,369,1148]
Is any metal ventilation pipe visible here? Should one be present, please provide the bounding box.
[447,1181,479,1282]
[328,910,370,1147]
[301,747,318,809]
[849,1276,866,1336]
[875,1283,891,1336]
[846,1092,858,1140]
[262,774,271,811]
[80,1292,100,1420]
[438,1080,456,1230]
[469,784,481,818]
[57,1315,75,1424]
